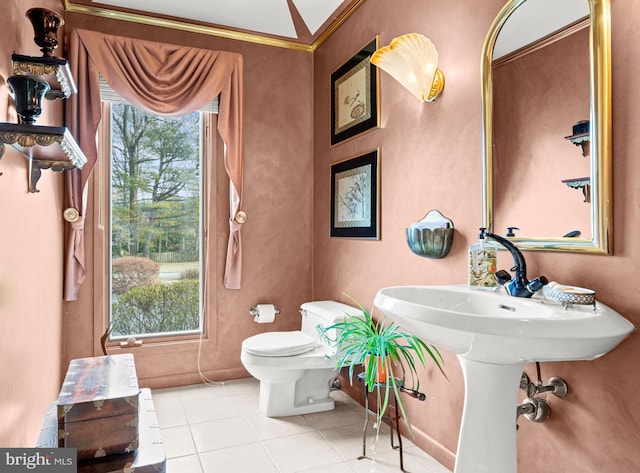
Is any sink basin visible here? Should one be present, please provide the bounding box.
[374,285,635,364]
[374,285,635,473]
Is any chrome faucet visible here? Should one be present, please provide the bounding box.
[479,227,548,298]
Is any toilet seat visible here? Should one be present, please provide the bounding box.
[242,331,317,357]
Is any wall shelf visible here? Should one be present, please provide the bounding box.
[561,176,590,202]
[0,123,86,192]
[565,120,590,157]
[12,53,77,99]
[2,49,84,193]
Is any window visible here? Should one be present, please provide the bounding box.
[106,102,206,340]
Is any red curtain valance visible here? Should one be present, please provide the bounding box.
[64,29,245,300]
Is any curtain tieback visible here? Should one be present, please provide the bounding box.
[233,210,248,224]
[63,207,80,223]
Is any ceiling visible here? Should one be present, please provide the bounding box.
[64,0,366,51]
[64,0,590,55]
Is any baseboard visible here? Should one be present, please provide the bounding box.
[397,416,456,472]
[139,367,251,389]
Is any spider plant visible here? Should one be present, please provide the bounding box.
[318,295,446,436]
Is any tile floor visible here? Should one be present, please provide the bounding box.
[152,378,452,473]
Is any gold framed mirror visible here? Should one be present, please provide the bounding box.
[481,0,612,254]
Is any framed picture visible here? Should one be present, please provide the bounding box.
[330,149,380,239]
[330,37,380,146]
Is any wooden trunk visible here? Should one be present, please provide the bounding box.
[57,354,140,460]
[38,389,166,472]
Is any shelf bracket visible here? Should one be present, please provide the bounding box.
[0,123,87,193]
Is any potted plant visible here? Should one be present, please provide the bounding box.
[318,295,447,436]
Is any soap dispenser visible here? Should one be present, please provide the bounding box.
[469,230,498,290]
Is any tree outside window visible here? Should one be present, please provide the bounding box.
[108,103,203,338]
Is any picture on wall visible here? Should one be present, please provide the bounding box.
[330,37,380,146]
[330,149,380,239]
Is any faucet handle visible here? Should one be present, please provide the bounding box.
[526,276,549,293]
[506,227,519,237]
[495,270,512,285]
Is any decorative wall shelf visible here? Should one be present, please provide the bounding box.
[565,120,590,157]
[561,176,590,202]
[12,53,77,99]
[0,123,86,192]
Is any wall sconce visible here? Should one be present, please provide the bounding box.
[370,33,445,103]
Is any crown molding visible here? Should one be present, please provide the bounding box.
[64,0,369,53]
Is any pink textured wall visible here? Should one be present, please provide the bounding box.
[313,0,640,472]
[0,0,66,447]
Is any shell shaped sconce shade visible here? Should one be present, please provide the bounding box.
[371,33,444,103]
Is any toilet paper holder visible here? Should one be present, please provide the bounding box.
[249,305,281,317]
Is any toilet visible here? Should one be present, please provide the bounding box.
[240,300,363,417]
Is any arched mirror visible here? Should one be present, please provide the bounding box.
[481,0,612,253]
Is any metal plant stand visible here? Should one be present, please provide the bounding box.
[357,372,426,472]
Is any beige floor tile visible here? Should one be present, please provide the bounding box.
[319,421,396,461]
[303,401,364,430]
[300,461,359,473]
[160,425,196,459]
[153,395,188,428]
[349,446,438,473]
[404,446,452,473]
[223,377,261,396]
[263,431,345,473]
[331,388,362,406]
[199,442,279,473]
[184,395,241,424]
[153,381,450,473]
[231,392,262,415]
[245,412,315,440]
[190,416,259,453]
[166,454,203,473]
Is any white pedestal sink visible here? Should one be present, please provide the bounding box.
[374,285,635,473]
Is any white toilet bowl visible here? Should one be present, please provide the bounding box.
[240,301,362,417]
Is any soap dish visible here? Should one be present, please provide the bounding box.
[406,210,454,259]
[543,282,596,306]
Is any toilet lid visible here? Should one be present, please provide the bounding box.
[242,331,317,357]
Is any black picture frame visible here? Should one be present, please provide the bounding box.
[330,37,380,146]
[330,149,380,239]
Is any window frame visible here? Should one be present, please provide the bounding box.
[94,102,220,352]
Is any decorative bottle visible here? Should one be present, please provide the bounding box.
[468,231,498,290]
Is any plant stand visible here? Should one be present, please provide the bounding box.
[357,372,426,472]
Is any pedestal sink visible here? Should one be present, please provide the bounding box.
[373,285,635,473]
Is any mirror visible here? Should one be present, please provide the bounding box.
[481,0,612,254]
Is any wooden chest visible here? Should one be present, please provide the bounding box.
[38,389,166,473]
[57,354,140,460]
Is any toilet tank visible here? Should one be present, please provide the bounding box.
[299,300,364,346]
